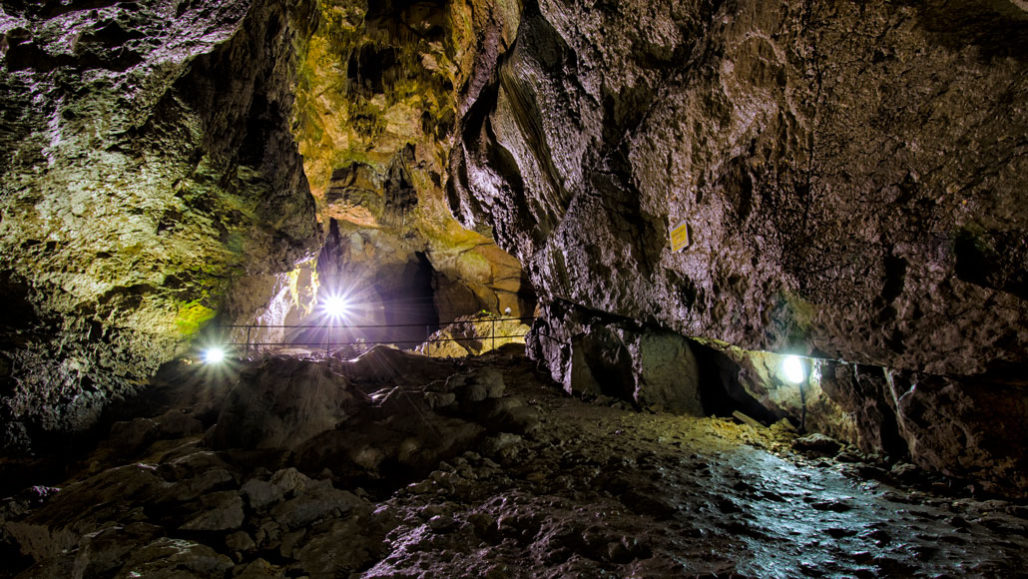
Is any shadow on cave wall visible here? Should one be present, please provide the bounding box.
[914,0,1028,61]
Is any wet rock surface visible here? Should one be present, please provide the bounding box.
[2,348,1025,577]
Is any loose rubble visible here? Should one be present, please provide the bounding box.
[1,346,1025,577]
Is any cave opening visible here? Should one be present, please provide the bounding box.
[374,250,440,347]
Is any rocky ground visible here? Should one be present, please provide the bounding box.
[1,346,1026,578]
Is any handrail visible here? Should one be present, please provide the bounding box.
[218,315,537,357]
[220,316,535,331]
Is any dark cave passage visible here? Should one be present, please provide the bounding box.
[373,251,440,346]
[285,221,443,350]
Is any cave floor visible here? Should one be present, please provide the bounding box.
[2,349,1026,578]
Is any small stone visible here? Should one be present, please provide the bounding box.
[269,481,363,530]
[890,463,919,480]
[225,531,255,554]
[180,492,245,531]
[116,537,233,577]
[792,433,842,457]
[241,479,279,511]
[426,391,456,409]
[836,451,862,463]
[825,527,857,538]
[811,499,854,513]
[468,512,498,541]
[428,514,458,533]
[862,529,892,546]
[232,558,286,578]
[407,480,434,495]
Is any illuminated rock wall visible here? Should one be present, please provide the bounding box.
[292,0,531,324]
[449,0,1028,492]
[0,0,320,445]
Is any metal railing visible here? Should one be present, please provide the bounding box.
[220,316,537,357]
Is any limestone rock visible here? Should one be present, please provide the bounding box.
[71,523,165,579]
[291,515,381,576]
[418,313,531,358]
[529,307,703,416]
[6,464,167,561]
[291,0,532,333]
[233,558,287,578]
[206,356,359,450]
[112,537,234,578]
[450,0,1028,379]
[179,491,245,531]
[890,372,1028,497]
[0,0,320,445]
[452,0,1028,496]
[634,332,702,416]
[269,480,364,530]
[792,433,843,457]
[242,468,313,512]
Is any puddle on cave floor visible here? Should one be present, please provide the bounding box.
[1,350,1025,578]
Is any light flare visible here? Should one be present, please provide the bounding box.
[322,294,350,320]
[781,355,806,384]
[203,346,226,364]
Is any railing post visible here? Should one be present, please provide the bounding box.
[245,326,252,357]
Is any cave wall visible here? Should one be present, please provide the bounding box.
[0,0,320,447]
[291,0,532,323]
[450,0,1028,491]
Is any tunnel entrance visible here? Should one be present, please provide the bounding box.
[374,251,439,347]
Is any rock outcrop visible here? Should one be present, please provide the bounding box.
[450,0,1028,490]
[417,312,532,358]
[290,0,532,326]
[0,0,322,446]
[452,0,1028,375]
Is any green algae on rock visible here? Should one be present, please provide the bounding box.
[0,0,320,445]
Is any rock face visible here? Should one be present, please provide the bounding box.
[0,0,319,446]
[450,1,1028,489]
[417,312,532,358]
[529,303,703,415]
[290,0,532,327]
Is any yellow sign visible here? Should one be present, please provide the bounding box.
[670,221,690,252]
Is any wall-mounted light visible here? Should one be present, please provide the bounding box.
[781,354,806,384]
[203,346,226,364]
[322,294,350,321]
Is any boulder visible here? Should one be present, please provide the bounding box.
[112,537,234,579]
[206,357,360,450]
[530,310,702,415]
